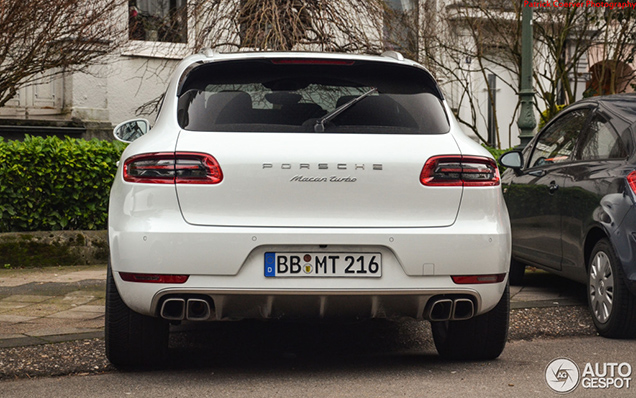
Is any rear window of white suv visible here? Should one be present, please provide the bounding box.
[176,59,450,134]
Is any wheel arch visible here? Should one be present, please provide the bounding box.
[584,227,610,272]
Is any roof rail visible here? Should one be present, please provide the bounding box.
[201,48,216,58]
[381,51,404,61]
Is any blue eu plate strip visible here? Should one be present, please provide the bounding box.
[264,252,276,277]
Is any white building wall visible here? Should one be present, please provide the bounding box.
[104,56,179,124]
[65,65,110,122]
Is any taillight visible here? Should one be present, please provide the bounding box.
[123,152,223,184]
[452,274,506,284]
[420,156,500,187]
[627,171,636,193]
[119,272,189,284]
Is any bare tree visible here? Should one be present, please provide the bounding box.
[584,5,636,97]
[532,4,605,123]
[422,1,523,147]
[191,0,386,53]
[134,0,395,116]
[0,0,127,108]
[423,1,636,148]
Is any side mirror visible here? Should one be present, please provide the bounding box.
[499,151,523,172]
[113,119,150,143]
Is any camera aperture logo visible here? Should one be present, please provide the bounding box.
[546,358,580,393]
[546,358,633,394]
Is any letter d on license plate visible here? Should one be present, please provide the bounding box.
[265,252,381,278]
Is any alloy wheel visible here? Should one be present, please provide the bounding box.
[589,251,615,324]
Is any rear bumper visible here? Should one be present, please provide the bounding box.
[110,231,509,319]
[109,183,511,319]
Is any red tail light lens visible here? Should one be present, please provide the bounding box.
[420,156,500,187]
[124,152,223,184]
[627,171,636,194]
[119,272,189,284]
[452,274,506,284]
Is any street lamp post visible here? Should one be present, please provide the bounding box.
[517,4,536,149]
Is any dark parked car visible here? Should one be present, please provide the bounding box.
[500,94,636,338]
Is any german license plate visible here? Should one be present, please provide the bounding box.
[264,252,382,277]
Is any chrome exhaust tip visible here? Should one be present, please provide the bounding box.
[452,298,475,320]
[428,298,453,321]
[186,298,211,321]
[160,298,185,320]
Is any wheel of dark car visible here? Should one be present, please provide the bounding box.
[105,264,169,368]
[508,257,525,286]
[431,284,509,360]
[587,239,636,338]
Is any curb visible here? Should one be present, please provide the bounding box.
[0,331,104,349]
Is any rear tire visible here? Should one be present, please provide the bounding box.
[587,239,636,338]
[508,257,525,286]
[105,265,169,368]
[431,284,509,360]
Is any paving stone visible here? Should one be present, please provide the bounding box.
[0,333,26,340]
[47,310,104,320]
[0,281,105,297]
[61,294,95,306]
[0,302,30,312]
[23,316,103,330]
[68,305,105,314]
[0,295,54,304]
[0,314,37,323]
[2,303,73,317]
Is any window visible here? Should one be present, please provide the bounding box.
[176,59,449,134]
[384,0,418,57]
[528,109,589,168]
[576,115,627,160]
[129,0,187,43]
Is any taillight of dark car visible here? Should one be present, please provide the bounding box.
[420,156,500,187]
[627,171,636,194]
[123,152,223,184]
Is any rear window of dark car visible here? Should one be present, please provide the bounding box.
[177,59,450,134]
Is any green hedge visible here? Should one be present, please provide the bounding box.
[0,136,126,232]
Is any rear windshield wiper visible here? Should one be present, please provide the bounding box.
[313,87,378,133]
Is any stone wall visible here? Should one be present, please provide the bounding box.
[0,231,108,268]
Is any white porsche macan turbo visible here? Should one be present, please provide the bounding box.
[107,50,511,366]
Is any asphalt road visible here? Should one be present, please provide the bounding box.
[2,322,636,397]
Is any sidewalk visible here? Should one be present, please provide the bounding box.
[0,265,587,349]
[0,266,106,348]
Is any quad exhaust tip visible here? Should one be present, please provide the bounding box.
[160,297,212,321]
[427,297,475,321]
[160,298,185,321]
[186,298,211,321]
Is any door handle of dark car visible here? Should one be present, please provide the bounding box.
[528,170,546,177]
[548,181,559,194]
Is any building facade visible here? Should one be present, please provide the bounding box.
[1,1,633,148]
